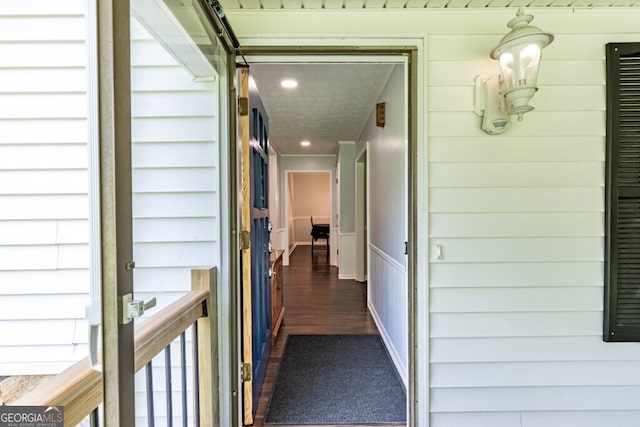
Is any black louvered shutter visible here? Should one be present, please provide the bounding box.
[605,43,640,342]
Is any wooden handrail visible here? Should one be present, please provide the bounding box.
[134,289,208,371]
[12,289,209,426]
[11,358,101,427]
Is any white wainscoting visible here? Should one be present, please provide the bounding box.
[368,243,408,387]
[338,232,356,279]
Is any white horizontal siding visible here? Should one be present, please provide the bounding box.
[133,268,194,293]
[431,411,640,427]
[430,287,603,313]
[130,18,220,318]
[0,17,85,41]
[429,162,603,187]
[425,12,640,425]
[0,119,87,144]
[429,111,605,137]
[431,336,640,362]
[431,312,602,338]
[133,193,217,218]
[132,117,217,142]
[132,92,216,117]
[130,16,222,426]
[0,94,86,119]
[430,187,603,212]
[431,262,603,287]
[132,142,216,168]
[428,137,604,162]
[0,69,87,93]
[0,170,87,194]
[0,195,88,220]
[0,3,90,375]
[431,386,640,412]
[0,295,88,320]
[432,361,640,387]
[430,237,603,262]
[133,168,217,193]
[429,60,605,86]
[430,213,603,237]
[0,319,85,346]
[429,85,605,112]
[0,1,84,15]
[131,67,215,92]
[0,144,87,169]
[0,270,89,295]
[0,245,88,270]
[134,218,218,242]
[0,43,86,67]
[0,220,87,244]
[134,242,217,267]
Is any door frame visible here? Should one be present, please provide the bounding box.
[232,45,421,426]
[355,146,368,283]
[283,170,334,266]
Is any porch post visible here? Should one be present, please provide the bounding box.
[97,0,135,425]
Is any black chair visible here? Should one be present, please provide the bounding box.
[310,216,330,257]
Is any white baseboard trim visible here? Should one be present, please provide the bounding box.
[288,243,298,257]
[368,301,408,389]
[338,273,355,280]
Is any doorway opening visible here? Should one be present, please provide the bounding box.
[237,47,417,427]
[285,171,332,263]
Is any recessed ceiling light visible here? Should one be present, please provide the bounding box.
[281,79,298,89]
[300,141,311,146]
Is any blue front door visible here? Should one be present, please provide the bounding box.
[249,95,271,413]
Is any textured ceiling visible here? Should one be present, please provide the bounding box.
[249,63,395,155]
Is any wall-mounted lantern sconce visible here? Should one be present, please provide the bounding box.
[475,8,554,134]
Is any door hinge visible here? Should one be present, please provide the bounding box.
[238,97,249,116]
[405,241,408,255]
[241,363,252,382]
[240,230,250,250]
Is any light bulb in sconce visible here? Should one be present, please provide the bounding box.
[475,8,554,133]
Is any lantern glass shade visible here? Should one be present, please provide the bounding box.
[490,9,553,120]
[499,44,541,91]
[498,43,541,118]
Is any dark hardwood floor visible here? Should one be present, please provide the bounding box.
[250,245,405,427]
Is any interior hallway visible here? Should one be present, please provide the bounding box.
[252,245,403,427]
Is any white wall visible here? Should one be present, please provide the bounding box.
[289,173,331,244]
[269,151,283,250]
[227,8,640,426]
[337,142,356,278]
[338,142,356,233]
[357,64,408,383]
[0,1,90,375]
